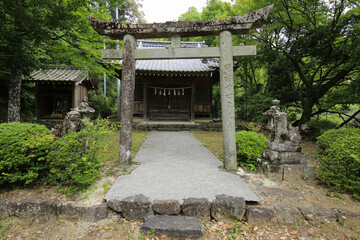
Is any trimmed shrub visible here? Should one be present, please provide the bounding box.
[45,120,112,195]
[0,123,53,185]
[317,128,360,200]
[236,131,268,170]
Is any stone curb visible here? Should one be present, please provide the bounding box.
[2,196,359,229]
[0,198,108,221]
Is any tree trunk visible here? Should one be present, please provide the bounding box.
[7,65,22,122]
[298,97,314,127]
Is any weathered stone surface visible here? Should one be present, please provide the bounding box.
[57,203,85,219]
[251,179,264,186]
[0,199,9,218]
[274,204,303,226]
[246,207,275,225]
[267,142,300,152]
[258,162,284,181]
[211,195,246,221]
[253,187,301,198]
[263,150,307,164]
[219,30,237,170]
[332,208,360,228]
[107,199,122,212]
[119,194,153,221]
[152,200,181,215]
[119,34,136,164]
[298,205,337,225]
[141,216,204,239]
[283,164,314,181]
[88,5,274,39]
[7,198,58,219]
[182,198,211,220]
[82,204,108,221]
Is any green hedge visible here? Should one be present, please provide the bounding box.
[0,123,53,185]
[317,128,360,200]
[0,121,111,195]
[236,131,268,170]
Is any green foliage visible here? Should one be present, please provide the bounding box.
[45,119,114,195]
[235,92,273,122]
[0,123,53,186]
[307,119,338,136]
[236,131,268,170]
[317,128,360,200]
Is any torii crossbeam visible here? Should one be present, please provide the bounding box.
[88,5,273,170]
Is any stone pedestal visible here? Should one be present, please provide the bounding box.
[261,100,314,181]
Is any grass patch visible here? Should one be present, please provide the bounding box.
[191,131,224,160]
[96,130,149,170]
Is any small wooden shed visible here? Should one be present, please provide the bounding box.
[122,40,221,121]
[26,65,96,119]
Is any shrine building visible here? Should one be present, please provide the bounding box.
[121,40,231,122]
[25,65,96,119]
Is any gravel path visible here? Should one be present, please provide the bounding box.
[105,131,260,203]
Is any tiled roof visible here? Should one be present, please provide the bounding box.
[131,40,219,73]
[136,59,219,72]
[137,40,206,49]
[28,65,91,85]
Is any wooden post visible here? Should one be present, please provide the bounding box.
[119,34,136,164]
[143,81,148,123]
[219,31,237,170]
[191,85,195,124]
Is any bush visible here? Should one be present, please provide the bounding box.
[317,128,360,200]
[45,119,113,195]
[0,123,53,186]
[236,131,268,170]
[308,119,338,136]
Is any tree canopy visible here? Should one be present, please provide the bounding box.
[0,0,143,122]
[179,0,360,127]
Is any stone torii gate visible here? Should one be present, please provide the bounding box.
[88,5,273,170]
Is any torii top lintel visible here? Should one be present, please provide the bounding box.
[88,5,273,40]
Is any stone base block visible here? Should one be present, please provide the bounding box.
[246,207,275,225]
[118,194,153,221]
[264,149,307,164]
[152,200,181,215]
[141,216,204,239]
[283,164,314,181]
[258,163,284,181]
[267,142,300,152]
[182,198,211,220]
[211,195,246,222]
[274,204,303,226]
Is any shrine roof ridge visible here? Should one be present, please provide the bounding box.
[25,65,96,89]
[88,5,273,39]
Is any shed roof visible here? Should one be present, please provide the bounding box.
[27,65,96,89]
[130,40,220,73]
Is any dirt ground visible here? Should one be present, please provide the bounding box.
[1,133,359,240]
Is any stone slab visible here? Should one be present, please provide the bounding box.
[298,205,337,224]
[246,207,276,225]
[141,216,204,239]
[105,131,260,203]
[152,200,181,215]
[182,198,211,220]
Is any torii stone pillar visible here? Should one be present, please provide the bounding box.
[219,31,237,170]
[88,5,273,169]
[119,34,136,164]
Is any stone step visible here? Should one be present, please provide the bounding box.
[141,216,204,239]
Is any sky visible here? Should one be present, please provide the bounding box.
[141,0,232,23]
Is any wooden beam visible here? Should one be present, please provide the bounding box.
[102,45,256,60]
